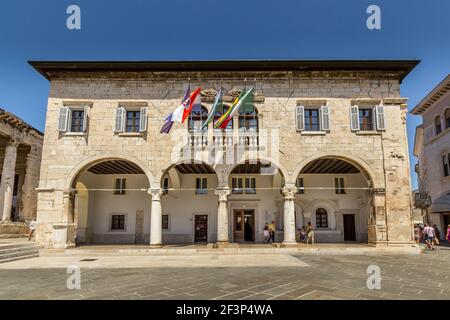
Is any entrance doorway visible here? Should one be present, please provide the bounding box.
[194,215,208,242]
[343,214,356,241]
[234,210,255,242]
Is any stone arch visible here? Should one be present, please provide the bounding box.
[157,159,219,188]
[224,155,289,184]
[65,154,154,191]
[291,152,380,188]
[306,199,339,230]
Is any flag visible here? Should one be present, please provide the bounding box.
[182,87,202,123]
[160,85,190,134]
[215,88,254,129]
[171,85,191,124]
[160,113,174,134]
[201,88,223,131]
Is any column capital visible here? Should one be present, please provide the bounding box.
[282,186,297,200]
[6,138,19,148]
[148,188,163,200]
[215,187,231,202]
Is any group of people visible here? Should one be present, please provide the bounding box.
[414,223,450,250]
[263,221,315,244]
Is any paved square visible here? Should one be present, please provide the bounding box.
[0,247,449,300]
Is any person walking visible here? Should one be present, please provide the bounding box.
[306,222,314,245]
[28,218,37,241]
[432,224,440,245]
[446,225,450,243]
[263,223,270,243]
[299,226,307,244]
[423,224,435,250]
[268,220,276,243]
[414,224,422,245]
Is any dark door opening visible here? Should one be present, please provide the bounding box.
[343,214,356,241]
[234,210,255,242]
[194,215,208,242]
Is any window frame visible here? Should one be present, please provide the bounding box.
[162,214,170,231]
[195,177,208,195]
[238,107,258,133]
[109,214,127,232]
[445,108,450,129]
[315,208,328,229]
[113,177,127,195]
[188,106,209,133]
[335,177,346,195]
[296,177,305,194]
[358,108,374,131]
[232,176,256,194]
[125,110,141,133]
[443,155,449,177]
[69,108,85,133]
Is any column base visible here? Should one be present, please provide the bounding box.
[281,240,298,246]
[149,243,163,248]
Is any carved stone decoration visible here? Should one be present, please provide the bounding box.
[201,88,218,98]
[228,88,243,98]
[390,151,405,160]
[401,109,407,125]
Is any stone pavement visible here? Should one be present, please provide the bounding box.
[0,245,449,300]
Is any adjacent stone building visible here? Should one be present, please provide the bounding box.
[30,60,418,249]
[412,74,450,238]
[0,108,43,224]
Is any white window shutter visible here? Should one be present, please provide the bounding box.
[375,104,386,131]
[115,107,125,132]
[320,106,330,131]
[350,105,360,131]
[296,106,305,131]
[82,106,89,132]
[139,107,148,132]
[58,107,69,132]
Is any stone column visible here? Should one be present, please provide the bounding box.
[20,146,41,220]
[367,188,388,245]
[282,186,297,245]
[149,188,163,247]
[0,139,18,221]
[215,187,231,243]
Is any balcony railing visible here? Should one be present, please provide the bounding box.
[188,134,208,147]
[414,192,431,209]
[238,132,259,147]
[187,131,260,148]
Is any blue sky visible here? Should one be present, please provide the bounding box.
[1,0,450,188]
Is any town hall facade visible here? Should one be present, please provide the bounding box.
[30,60,418,248]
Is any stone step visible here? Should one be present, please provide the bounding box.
[0,248,40,261]
[0,253,39,264]
[0,245,41,255]
[0,234,28,239]
[0,242,39,250]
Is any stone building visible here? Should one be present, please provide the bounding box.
[30,60,418,249]
[0,108,43,223]
[412,74,450,238]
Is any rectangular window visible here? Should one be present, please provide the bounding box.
[359,109,374,131]
[232,178,243,194]
[195,178,208,195]
[232,177,256,194]
[114,178,126,195]
[304,109,320,131]
[111,215,125,230]
[162,177,169,195]
[126,110,141,133]
[296,177,305,194]
[70,110,85,132]
[245,178,256,194]
[444,156,449,177]
[162,214,169,230]
[335,177,346,194]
